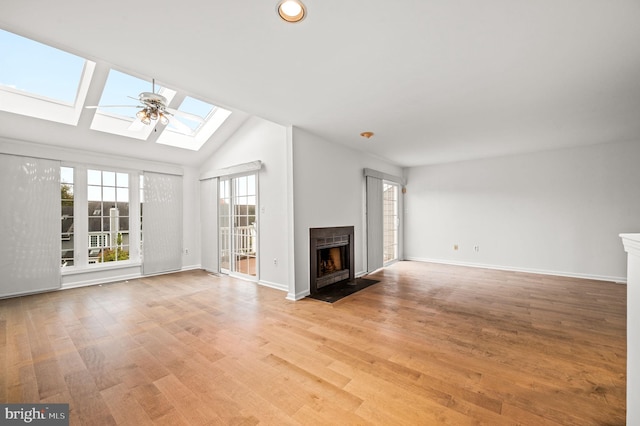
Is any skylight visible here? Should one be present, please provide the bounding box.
[0,29,84,104]
[0,28,95,125]
[156,102,231,151]
[1,28,232,152]
[90,69,176,140]
[96,70,165,120]
[167,96,215,136]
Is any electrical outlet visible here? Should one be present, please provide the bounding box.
[184,248,189,255]
[273,258,278,266]
[474,245,479,252]
[453,244,458,251]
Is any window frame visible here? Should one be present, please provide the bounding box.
[60,163,141,273]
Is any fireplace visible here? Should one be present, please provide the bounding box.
[310,226,354,294]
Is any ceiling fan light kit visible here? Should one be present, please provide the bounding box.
[135,90,171,126]
[87,78,203,128]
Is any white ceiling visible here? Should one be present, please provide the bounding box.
[1,0,639,168]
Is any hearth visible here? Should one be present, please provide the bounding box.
[309,226,354,294]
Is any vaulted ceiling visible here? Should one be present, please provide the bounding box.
[1,0,639,167]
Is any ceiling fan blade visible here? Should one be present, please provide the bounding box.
[128,119,146,132]
[165,108,205,123]
[168,116,194,134]
[85,105,139,109]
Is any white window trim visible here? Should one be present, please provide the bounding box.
[60,163,141,274]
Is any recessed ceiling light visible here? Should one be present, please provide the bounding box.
[277,0,306,23]
[360,131,374,139]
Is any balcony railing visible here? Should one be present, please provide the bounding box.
[220,224,256,255]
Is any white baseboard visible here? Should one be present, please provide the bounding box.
[258,279,288,292]
[62,272,142,289]
[404,257,627,284]
[287,290,310,301]
[181,264,202,272]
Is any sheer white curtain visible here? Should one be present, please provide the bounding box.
[0,154,60,297]
[142,172,183,275]
[200,177,219,272]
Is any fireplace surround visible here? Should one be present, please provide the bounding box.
[309,226,354,294]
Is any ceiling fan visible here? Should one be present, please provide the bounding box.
[86,79,204,132]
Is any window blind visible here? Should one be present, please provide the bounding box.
[0,153,61,297]
[142,172,183,275]
[200,177,219,272]
[366,175,384,273]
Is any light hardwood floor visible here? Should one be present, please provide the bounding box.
[0,261,626,425]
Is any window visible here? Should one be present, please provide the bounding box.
[0,29,85,104]
[155,97,231,151]
[0,28,95,125]
[61,167,74,267]
[88,169,130,263]
[383,182,399,263]
[219,174,258,277]
[89,234,108,248]
[166,96,215,136]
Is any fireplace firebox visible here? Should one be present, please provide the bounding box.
[309,226,354,294]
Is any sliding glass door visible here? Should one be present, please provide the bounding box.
[219,174,258,278]
[383,181,399,265]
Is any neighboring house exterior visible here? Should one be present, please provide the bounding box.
[61,201,130,266]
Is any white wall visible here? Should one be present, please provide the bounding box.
[182,167,200,270]
[291,128,403,300]
[199,116,290,291]
[405,140,640,281]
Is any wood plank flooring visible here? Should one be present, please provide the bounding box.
[0,261,626,425]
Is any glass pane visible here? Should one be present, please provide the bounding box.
[103,171,115,187]
[119,216,129,232]
[103,186,116,202]
[61,184,74,203]
[168,96,215,134]
[88,169,101,185]
[139,175,145,203]
[117,187,129,202]
[88,185,102,201]
[119,245,130,261]
[97,70,161,120]
[236,176,247,195]
[88,218,102,233]
[88,203,102,216]
[60,167,74,184]
[247,175,256,195]
[102,250,115,263]
[0,29,85,104]
[117,202,129,216]
[247,255,256,276]
[116,172,128,187]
